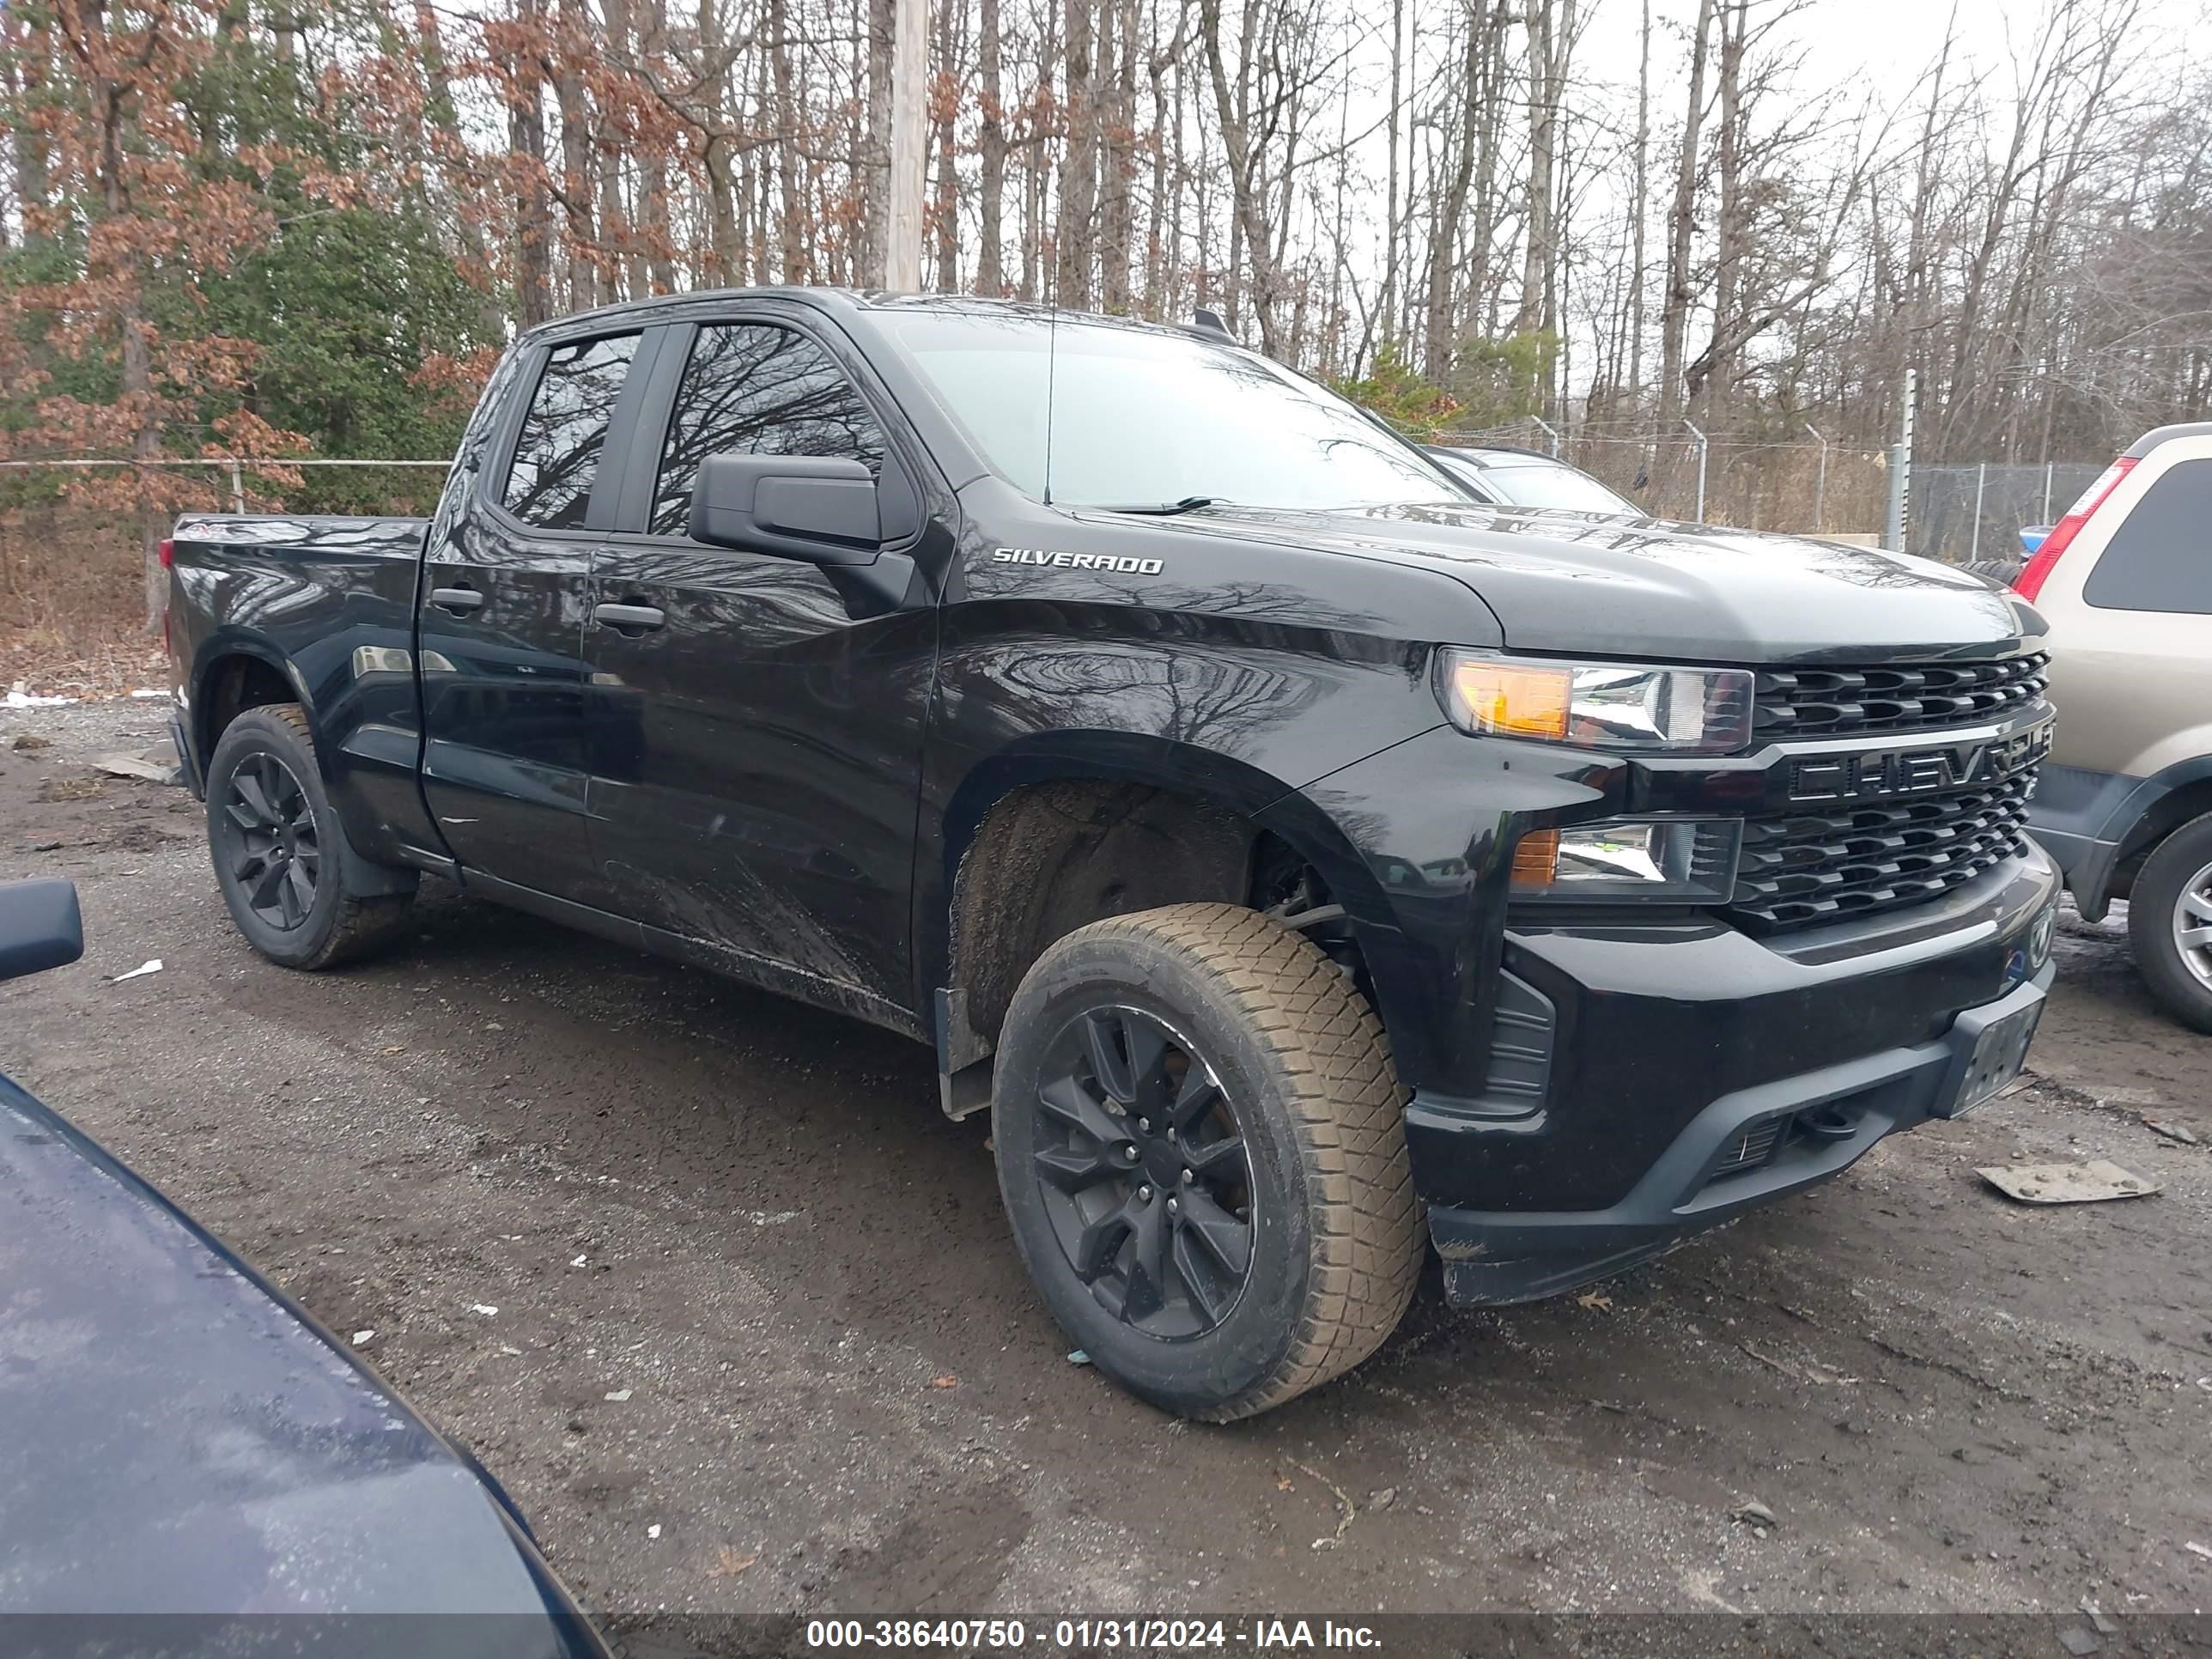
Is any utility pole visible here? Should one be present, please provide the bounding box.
[884,0,929,291]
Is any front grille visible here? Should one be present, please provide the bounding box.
[1728,771,2034,932]
[1753,653,2048,739]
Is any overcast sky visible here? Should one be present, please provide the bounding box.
[1579,0,2207,111]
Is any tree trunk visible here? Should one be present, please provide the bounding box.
[863,0,894,282]
[975,0,1006,292]
[511,0,555,327]
[1513,0,1558,342]
[1657,0,1715,427]
[1380,0,1402,358]
[1626,0,1650,402]
[554,0,598,309]
[1055,0,1097,307]
[1097,0,1138,311]
[1688,0,1747,407]
[933,0,960,289]
[639,0,677,292]
[769,0,805,282]
[599,0,634,301]
[1197,0,1282,355]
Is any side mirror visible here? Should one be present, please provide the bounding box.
[689,454,884,567]
[0,878,83,984]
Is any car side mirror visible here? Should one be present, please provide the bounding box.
[0,878,83,984]
[689,454,884,567]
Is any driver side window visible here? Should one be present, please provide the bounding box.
[651,323,886,536]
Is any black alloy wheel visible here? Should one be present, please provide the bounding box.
[216,750,322,931]
[1030,1004,1254,1339]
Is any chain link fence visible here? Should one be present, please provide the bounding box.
[1905,462,2103,565]
[0,446,2118,672]
[1424,420,1893,539]
[1423,418,2112,565]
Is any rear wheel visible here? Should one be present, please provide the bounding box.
[992,902,1420,1420]
[2129,812,2212,1034]
[206,704,415,969]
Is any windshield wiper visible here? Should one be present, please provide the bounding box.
[1097,495,1227,515]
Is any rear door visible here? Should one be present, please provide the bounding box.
[578,309,940,1020]
[420,327,659,903]
[2042,443,2212,783]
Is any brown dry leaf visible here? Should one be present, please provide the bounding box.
[1577,1291,1614,1312]
[707,1547,757,1578]
[928,1375,958,1389]
[1275,1474,1294,1492]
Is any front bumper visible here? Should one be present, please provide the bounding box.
[1415,848,2060,1307]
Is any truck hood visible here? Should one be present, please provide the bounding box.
[1185,502,2041,664]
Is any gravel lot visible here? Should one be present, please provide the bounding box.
[4,698,2210,1644]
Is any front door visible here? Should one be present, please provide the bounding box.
[420,328,651,905]
[581,314,939,1020]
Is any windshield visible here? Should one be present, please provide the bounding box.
[880,311,1455,512]
[1474,458,1638,515]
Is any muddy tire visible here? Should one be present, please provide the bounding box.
[2128,812,2212,1035]
[205,703,416,970]
[991,902,1420,1420]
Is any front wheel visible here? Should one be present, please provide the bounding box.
[2129,812,2212,1034]
[205,704,415,970]
[991,902,1421,1421]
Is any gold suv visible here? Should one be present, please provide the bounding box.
[2019,421,2212,1031]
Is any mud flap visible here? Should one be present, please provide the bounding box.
[934,987,995,1121]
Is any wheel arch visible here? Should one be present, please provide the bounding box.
[191,634,317,780]
[2106,764,2212,905]
[927,732,1405,1063]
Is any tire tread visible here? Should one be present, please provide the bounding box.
[211,704,413,970]
[2126,813,2212,1035]
[1042,902,1421,1420]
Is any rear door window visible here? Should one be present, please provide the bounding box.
[650,323,885,535]
[2083,459,2212,614]
[502,333,641,530]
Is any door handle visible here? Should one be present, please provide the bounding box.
[593,602,665,634]
[430,585,484,616]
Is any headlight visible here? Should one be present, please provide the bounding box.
[1437,650,1754,754]
[1511,818,1742,902]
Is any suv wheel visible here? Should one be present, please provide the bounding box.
[206,704,416,970]
[2128,811,2212,1034]
[991,902,1421,1420]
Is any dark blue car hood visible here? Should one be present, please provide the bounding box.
[0,1074,603,1647]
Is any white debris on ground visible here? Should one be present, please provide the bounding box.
[1978,1159,2160,1204]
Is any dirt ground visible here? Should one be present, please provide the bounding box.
[3,698,2210,1642]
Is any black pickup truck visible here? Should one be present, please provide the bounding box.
[166,289,2060,1420]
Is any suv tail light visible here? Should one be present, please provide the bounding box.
[2013,457,2135,601]
[157,538,175,569]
